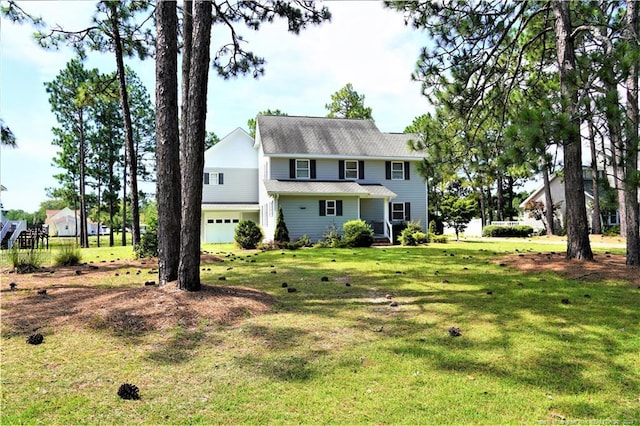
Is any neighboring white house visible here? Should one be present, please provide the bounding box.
[199,116,428,244]
[518,169,621,232]
[45,207,105,237]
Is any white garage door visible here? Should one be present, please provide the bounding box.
[204,213,240,243]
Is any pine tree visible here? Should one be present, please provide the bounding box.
[274,207,290,243]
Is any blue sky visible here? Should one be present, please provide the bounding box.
[1,1,433,213]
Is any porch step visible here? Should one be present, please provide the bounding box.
[372,235,392,246]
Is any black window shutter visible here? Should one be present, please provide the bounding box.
[404,162,410,180]
[310,160,317,179]
[405,202,411,221]
[289,159,295,178]
[339,160,345,179]
[388,202,392,219]
[319,200,326,216]
[385,161,391,180]
[218,173,224,185]
[359,161,365,179]
[337,200,343,216]
[203,172,209,185]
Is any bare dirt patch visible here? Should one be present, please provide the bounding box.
[498,251,640,286]
[1,256,275,336]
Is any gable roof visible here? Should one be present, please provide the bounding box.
[256,115,423,160]
[204,127,257,168]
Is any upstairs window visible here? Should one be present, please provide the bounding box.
[345,161,358,179]
[391,162,404,180]
[296,159,310,179]
[386,161,410,180]
[204,172,224,185]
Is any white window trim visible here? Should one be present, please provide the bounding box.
[326,200,337,216]
[391,162,404,180]
[296,159,310,179]
[204,172,220,185]
[391,202,405,221]
[345,160,358,180]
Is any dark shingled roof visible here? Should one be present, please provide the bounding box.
[257,115,423,159]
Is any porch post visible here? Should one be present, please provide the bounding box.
[383,197,389,238]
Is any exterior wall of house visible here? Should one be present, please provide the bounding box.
[202,168,259,204]
[278,195,360,242]
[520,177,566,230]
[200,128,259,243]
[267,157,427,226]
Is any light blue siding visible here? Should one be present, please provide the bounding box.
[270,158,426,226]
[278,196,359,242]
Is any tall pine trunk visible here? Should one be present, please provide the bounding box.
[624,0,639,265]
[542,163,555,236]
[603,76,627,235]
[109,3,141,250]
[587,102,602,235]
[178,0,212,291]
[78,109,89,248]
[155,0,181,285]
[552,0,593,260]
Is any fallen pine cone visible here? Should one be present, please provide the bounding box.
[448,327,462,337]
[27,333,44,345]
[117,383,140,400]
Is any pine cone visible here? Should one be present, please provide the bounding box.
[448,327,462,337]
[117,383,140,400]
[27,333,44,345]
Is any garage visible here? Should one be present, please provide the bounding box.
[203,212,241,243]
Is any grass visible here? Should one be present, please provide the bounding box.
[1,239,639,424]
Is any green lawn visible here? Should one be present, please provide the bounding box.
[1,240,638,424]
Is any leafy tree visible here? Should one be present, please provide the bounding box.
[440,192,478,242]
[247,109,287,138]
[325,83,373,120]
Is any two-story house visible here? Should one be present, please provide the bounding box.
[201,115,427,244]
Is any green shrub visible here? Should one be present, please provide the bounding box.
[342,220,374,248]
[482,225,533,238]
[135,218,158,258]
[603,225,621,236]
[297,234,313,247]
[399,221,425,246]
[428,220,438,234]
[274,207,290,243]
[54,243,82,266]
[10,245,45,273]
[234,220,264,249]
[429,233,448,243]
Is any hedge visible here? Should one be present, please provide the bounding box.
[482,225,534,238]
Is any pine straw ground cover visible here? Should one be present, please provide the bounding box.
[1,240,639,424]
